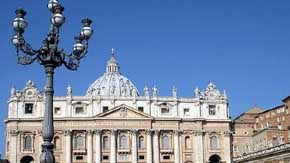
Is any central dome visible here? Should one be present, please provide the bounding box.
[86,52,139,97]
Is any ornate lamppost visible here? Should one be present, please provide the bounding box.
[11,0,93,162]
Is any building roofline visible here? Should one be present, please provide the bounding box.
[258,104,284,115]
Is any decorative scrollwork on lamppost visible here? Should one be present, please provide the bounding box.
[11,0,93,162]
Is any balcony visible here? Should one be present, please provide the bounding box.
[73,148,86,154]
[118,148,131,154]
[160,148,174,154]
[22,148,33,153]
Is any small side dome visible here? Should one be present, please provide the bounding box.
[86,50,139,97]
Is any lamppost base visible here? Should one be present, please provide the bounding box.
[40,142,55,163]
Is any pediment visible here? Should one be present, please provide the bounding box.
[157,102,174,107]
[95,104,153,120]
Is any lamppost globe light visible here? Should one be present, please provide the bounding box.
[12,35,25,46]
[80,18,93,40]
[73,43,85,54]
[48,0,59,12]
[12,17,27,31]
[81,26,93,40]
[51,13,65,27]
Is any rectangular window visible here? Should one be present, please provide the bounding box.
[161,107,170,114]
[102,155,109,160]
[163,155,170,160]
[75,107,84,114]
[75,156,83,160]
[233,146,238,151]
[54,107,61,115]
[138,107,144,112]
[138,155,145,160]
[183,108,190,116]
[103,106,109,112]
[209,105,216,115]
[271,112,275,116]
[25,103,33,114]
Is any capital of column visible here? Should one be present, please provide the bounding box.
[10,130,19,136]
[87,130,94,136]
[130,129,138,135]
[110,129,117,135]
[145,129,153,135]
[153,130,160,135]
[193,130,205,136]
[64,130,72,136]
[95,129,102,135]
[224,131,231,137]
[173,130,182,136]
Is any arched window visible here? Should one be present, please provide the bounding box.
[138,136,144,149]
[102,136,109,149]
[75,135,84,150]
[210,136,218,149]
[161,135,169,149]
[7,141,9,152]
[23,135,32,151]
[54,136,61,150]
[119,135,127,149]
[185,136,191,149]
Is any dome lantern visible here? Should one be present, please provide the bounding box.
[87,50,139,97]
[106,48,120,73]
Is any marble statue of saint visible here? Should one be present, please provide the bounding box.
[194,87,200,98]
[153,86,158,97]
[10,86,16,97]
[132,88,137,97]
[67,85,72,96]
[172,86,177,98]
[144,86,149,97]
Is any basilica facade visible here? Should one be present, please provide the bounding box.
[5,54,232,163]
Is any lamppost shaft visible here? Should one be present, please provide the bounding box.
[40,64,55,163]
[11,2,94,162]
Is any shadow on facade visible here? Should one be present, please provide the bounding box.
[209,154,221,163]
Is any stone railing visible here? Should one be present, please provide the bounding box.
[233,143,290,162]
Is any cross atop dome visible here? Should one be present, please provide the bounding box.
[106,48,120,73]
[111,48,115,56]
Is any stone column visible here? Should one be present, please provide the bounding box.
[87,130,93,163]
[194,130,204,163]
[223,131,232,163]
[10,130,18,163]
[131,129,138,163]
[179,132,183,163]
[64,130,72,163]
[153,130,160,163]
[95,129,102,163]
[174,130,180,163]
[110,129,117,163]
[146,130,153,163]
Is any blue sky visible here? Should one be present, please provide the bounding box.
[1,0,290,155]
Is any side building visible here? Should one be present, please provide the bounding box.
[5,54,232,163]
[233,96,290,163]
